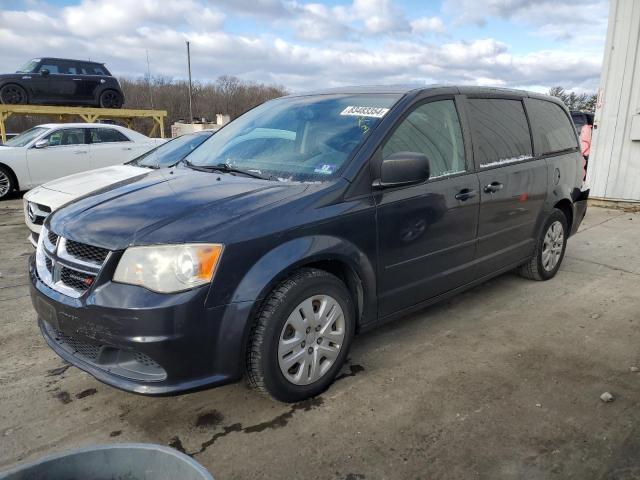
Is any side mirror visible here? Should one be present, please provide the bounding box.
[40,69,50,76]
[34,139,49,149]
[373,152,430,189]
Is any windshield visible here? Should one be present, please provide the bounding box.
[184,94,401,182]
[3,127,48,147]
[130,132,213,168]
[16,59,40,73]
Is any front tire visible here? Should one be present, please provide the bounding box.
[246,268,355,402]
[0,84,28,105]
[518,209,568,281]
[0,166,15,200]
[99,90,123,108]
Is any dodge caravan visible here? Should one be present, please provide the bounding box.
[29,86,589,402]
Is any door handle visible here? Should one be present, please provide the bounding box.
[455,188,477,201]
[484,181,504,193]
[73,150,88,154]
[122,147,133,151]
[72,78,83,81]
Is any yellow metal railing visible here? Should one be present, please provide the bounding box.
[0,104,167,143]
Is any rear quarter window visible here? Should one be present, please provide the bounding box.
[466,98,532,168]
[527,99,578,155]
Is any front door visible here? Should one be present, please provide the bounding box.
[37,59,76,103]
[375,98,480,318]
[465,98,548,276]
[26,128,90,186]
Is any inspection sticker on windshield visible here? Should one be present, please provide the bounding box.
[340,106,390,118]
[314,164,336,174]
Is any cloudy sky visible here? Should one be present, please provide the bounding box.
[0,0,608,93]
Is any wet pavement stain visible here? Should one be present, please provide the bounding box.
[55,391,72,404]
[244,396,324,433]
[195,410,224,429]
[46,364,71,377]
[345,474,365,480]
[335,364,365,381]
[75,388,97,399]
[109,430,122,437]
[188,396,325,457]
[168,436,187,455]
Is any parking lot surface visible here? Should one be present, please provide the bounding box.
[0,195,638,479]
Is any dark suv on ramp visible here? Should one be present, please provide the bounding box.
[0,58,124,108]
[29,86,589,402]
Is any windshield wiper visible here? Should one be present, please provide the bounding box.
[184,160,272,180]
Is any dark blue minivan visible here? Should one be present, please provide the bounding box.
[29,86,589,402]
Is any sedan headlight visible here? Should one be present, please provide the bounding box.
[113,244,223,293]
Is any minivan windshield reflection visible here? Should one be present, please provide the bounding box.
[183,94,401,182]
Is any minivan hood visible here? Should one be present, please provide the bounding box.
[49,168,308,250]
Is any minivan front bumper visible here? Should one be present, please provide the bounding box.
[29,255,253,395]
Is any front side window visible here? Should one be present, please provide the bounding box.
[529,99,579,155]
[38,62,62,74]
[2,127,48,147]
[46,128,86,147]
[184,94,401,182]
[382,100,466,178]
[90,128,130,143]
[467,99,532,168]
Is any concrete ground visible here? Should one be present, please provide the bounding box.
[0,195,638,480]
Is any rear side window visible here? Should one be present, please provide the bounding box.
[467,99,532,168]
[528,99,578,154]
[383,99,466,178]
[90,128,130,143]
[79,63,108,75]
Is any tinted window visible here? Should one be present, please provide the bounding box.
[383,100,466,178]
[46,128,86,146]
[467,99,532,167]
[528,99,578,154]
[91,128,130,143]
[80,63,107,76]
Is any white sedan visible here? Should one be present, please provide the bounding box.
[0,123,163,200]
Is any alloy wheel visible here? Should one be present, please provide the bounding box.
[542,220,564,271]
[0,171,11,197]
[1,86,26,104]
[277,294,346,386]
[101,91,120,108]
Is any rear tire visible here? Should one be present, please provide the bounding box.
[0,84,27,105]
[518,209,568,281]
[246,268,355,402]
[99,90,123,108]
[0,166,15,200]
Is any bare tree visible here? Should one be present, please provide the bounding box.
[4,76,287,135]
[548,86,597,112]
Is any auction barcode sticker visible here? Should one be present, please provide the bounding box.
[340,106,390,118]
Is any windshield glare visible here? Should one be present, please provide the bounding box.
[184,94,400,182]
[132,132,213,168]
[17,59,40,73]
[3,127,48,147]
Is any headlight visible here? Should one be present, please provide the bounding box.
[113,244,223,293]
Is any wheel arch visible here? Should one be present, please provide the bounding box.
[553,198,574,233]
[225,235,377,360]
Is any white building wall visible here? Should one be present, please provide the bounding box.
[587,0,640,202]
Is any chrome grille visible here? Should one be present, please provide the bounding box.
[25,200,51,226]
[36,227,111,298]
